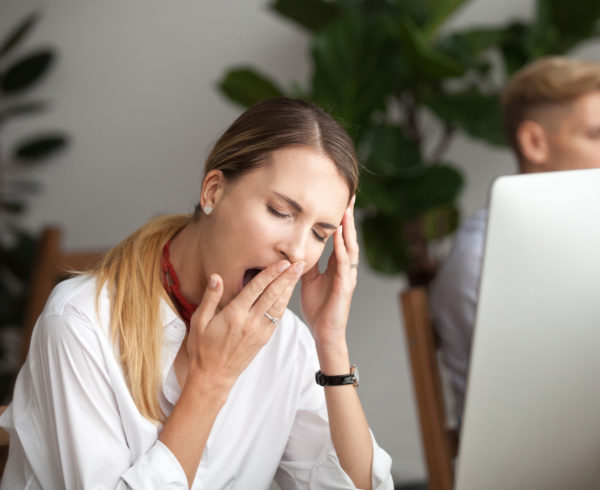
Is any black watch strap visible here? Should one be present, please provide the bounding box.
[315,364,359,387]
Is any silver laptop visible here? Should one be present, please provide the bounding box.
[455,169,600,490]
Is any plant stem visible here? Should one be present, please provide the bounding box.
[401,93,422,148]
[429,124,456,164]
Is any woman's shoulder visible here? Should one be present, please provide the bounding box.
[43,274,100,318]
[36,274,110,342]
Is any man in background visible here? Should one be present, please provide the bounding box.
[429,56,600,425]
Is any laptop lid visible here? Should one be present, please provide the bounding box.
[455,169,600,490]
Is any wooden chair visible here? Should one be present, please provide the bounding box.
[19,226,106,368]
[401,287,458,490]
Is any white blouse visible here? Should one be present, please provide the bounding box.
[0,275,393,489]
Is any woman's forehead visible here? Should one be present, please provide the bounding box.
[230,147,350,215]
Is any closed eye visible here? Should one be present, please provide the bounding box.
[312,229,326,243]
[268,206,290,219]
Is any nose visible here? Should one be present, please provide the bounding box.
[278,228,308,264]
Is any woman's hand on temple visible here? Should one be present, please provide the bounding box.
[300,196,358,351]
[185,259,304,393]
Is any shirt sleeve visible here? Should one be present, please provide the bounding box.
[273,332,393,490]
[11,311,188,490]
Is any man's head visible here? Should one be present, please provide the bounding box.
[502,56,600,173]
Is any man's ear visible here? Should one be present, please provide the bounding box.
[200,170,226,211]
[517,120,550,171]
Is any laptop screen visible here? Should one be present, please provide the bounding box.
[456,169,600,490]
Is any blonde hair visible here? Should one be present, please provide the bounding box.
[195,97,358,217]
[502,56,600,161]
[93,214,192,422]
[92,98,359,422]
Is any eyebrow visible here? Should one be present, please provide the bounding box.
[273,192,337,230]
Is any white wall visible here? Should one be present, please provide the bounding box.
[1,0,598,483]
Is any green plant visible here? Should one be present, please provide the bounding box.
[218,0,600,285]
[0,11,69,396]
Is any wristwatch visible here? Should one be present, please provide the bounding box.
[315,364,359,387]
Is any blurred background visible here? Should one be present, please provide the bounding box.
[1,0,598,486]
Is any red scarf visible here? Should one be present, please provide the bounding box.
[160,239,198,328]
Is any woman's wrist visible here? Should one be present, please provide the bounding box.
[315,341,350,375]
[183,369,232,406]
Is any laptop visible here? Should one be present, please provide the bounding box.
[455,169,600,490]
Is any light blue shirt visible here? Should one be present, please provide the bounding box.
[429,209,488,422]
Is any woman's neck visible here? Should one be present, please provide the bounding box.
[168,222,206,306]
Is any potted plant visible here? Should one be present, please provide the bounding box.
[218,0,600,286]
[0,11,69,400]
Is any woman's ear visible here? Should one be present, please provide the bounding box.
[200,170,226,213]
[517,120,550,171]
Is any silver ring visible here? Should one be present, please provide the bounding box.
[264,312,280,326]
[350,262,359,269]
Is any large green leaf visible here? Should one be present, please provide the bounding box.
[435,26,506,68]
[533,0,600,53]
[360,213,410,274]
[362,123,423,178]
[270,0,341,32]
[1,199,26,214]
[358,163,463,218]
[0,11,40,59]
[498,22,535,75]
[0,50,55,95]
[12,133,69,162]
[393,16,465,84]
[218,67,285,108]
[0,100,47,124]
[311,12,400,141]
[422,202,460,240]
[388,0,432,28]
[421,0,473,40]
[424,90,506,147]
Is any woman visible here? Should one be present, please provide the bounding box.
[0,98,393,489]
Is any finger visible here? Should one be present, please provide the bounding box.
[252,261,304,320]
[235,260,291,310]
[264,264,302,320]
[333,225,353,280]
[191,274,223,331]
[342,206,359,263]
[301,261,320,283]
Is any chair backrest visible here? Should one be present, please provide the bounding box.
[400,287,458,490]
[19,226,106,368]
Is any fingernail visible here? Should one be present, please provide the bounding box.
[278,261,291,272]
[293,262,305,275]
[209,275,218,288]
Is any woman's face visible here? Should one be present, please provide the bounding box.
[200,145,351,306]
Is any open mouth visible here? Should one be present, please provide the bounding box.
[243,267,264,288]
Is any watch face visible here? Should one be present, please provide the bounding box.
[351,364,359,387]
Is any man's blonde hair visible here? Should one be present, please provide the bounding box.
[502,56,600,161]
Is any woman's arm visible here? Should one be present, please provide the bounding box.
[316,343,373,489]
[301,199,385,489]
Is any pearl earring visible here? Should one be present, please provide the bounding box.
[203,205,213,216]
